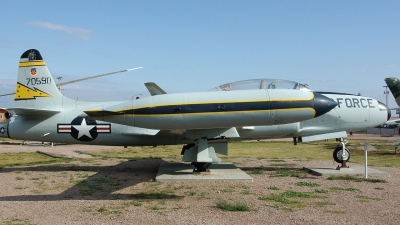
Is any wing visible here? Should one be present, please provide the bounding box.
[300,131,347,142]
[8,108,60,117]
[58,67,142,86]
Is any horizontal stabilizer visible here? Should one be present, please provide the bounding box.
[145,82,167,96]
[8,108,60,117]
[301,131,347,142]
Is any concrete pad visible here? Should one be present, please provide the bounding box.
[304,166,390,177]
[156,162,253,182]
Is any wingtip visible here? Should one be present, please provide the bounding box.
[127,67,143,71]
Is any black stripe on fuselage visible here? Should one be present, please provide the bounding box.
[120,100,315,115]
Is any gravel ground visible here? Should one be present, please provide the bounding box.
[0,134,399,225]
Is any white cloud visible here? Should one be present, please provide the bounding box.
[386,64,399,68]
[27,21,93,40]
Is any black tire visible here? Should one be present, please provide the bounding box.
[333,147,350,163]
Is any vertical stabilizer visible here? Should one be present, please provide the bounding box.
[385,77,400,107]
[14,49,64,109]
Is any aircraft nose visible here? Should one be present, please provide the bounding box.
[378,101,391,120]
[313,93,338,117]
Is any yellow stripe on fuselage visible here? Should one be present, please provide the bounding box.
[113,107,316,118]
[114,93,315,112]
[19,61,46,67]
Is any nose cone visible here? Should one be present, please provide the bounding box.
[313,93,338,117]
[378,101,391,121]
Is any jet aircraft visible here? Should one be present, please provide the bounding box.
[1,49,339,171]
[1,49,390,170]
[380,119,400,128]
[382,77,400,129]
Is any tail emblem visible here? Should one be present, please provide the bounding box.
[14,82,52,100]
[30,68,37,76]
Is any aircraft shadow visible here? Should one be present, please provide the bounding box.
[0,158,183,201]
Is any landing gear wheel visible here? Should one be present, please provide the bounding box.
[333,147,350,163]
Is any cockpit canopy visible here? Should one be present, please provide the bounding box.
[209,79,312,92]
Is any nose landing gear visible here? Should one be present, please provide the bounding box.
[333,138,350,168]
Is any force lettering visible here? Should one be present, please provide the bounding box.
[336,98,375,108]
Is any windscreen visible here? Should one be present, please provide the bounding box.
[208,79,312,92]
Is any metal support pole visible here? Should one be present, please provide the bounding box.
[362,140,368,179]
[341,138,347,168]
[365,148,368,179]
[384,85,389,108]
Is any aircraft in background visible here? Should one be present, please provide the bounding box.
[0,108,9,136]
[1,49,339,171]
[380,119,400,128]
[0,108,8,122]
[382,77,400,129]
[385,77,400,107]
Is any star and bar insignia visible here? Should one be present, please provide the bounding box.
[57,117,111,142]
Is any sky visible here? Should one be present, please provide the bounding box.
[1,1,400,113]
